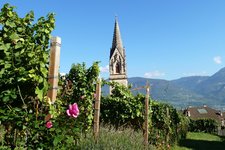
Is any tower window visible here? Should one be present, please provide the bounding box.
[116,63,121,73]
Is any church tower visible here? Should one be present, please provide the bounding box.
[109,18,128,90]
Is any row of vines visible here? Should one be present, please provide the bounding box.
[101,82,189,149]
[0,3,189,149]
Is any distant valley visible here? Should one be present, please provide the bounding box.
[103,67,225,111]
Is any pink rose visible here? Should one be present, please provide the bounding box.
[46,121,53,128]
[66,103,79,118]
[167,144,170,149]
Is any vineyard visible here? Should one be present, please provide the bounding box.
[0,3,191,149]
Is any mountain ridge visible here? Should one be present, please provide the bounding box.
[103,67,225,110]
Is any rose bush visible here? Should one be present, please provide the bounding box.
[64,62,100,132]
[0,4,92,149]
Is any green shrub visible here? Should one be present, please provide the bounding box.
[28,61,100,149]
[0,3,55,148]
[149,102,189,148]
[101,82,145,129]
[189,118,218,133]
[65,62,100,132]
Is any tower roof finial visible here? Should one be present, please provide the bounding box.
[112,16,123,50]
[115,15,118,21]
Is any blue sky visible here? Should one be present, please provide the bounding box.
[1,0,225,80]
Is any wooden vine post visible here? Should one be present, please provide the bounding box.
[144,81,150,149]
[130,81,151,148]
[93,78,102,143]
[47,36,61,103]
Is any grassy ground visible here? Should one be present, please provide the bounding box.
[77,127,155,150]
[172,132,225,150]
[78,129,225,150]
[73,129,225,150]
[1,124,225,149]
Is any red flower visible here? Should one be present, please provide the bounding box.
[66,103,79,118]
[46,121,53,128]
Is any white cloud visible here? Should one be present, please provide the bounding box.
[60,72,66,76]
[144,70,165,78]
[100,65,109,73]
[182,71,208,77]
[213,56,222,64]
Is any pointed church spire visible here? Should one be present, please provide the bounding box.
[109,17,128,93]
[111,17,123,57]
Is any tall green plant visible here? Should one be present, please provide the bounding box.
[101,82,145,129]
[149,101,189,148]
[0,3,55,148]
[66,62,100,131]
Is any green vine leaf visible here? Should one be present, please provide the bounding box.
[0,3,55,147]
[35,87,43,101]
